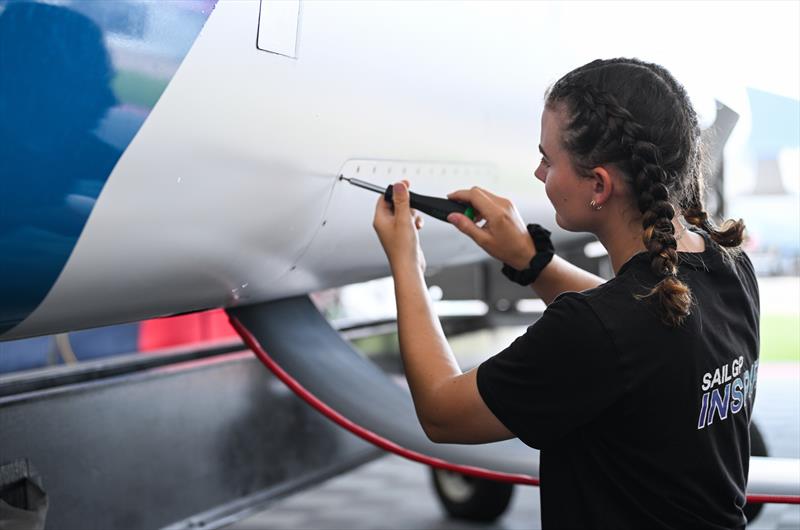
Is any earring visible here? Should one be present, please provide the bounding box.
[589,200,603,211]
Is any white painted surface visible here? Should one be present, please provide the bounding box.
[257,0,300,58]
[749,457,800,497]
[8,0,553,338]
[9,0,797,339]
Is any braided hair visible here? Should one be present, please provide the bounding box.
[545,58,745,327]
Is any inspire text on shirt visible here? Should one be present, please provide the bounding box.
[697,356,758,430]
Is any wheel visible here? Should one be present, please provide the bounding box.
[744,421,768,523]
[430,468,514,522]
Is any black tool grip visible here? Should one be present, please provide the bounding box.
[384,185,475,222]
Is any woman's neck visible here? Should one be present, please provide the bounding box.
[595,217,692,275]
[596,224,645,275]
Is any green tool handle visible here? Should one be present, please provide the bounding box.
[384,185,475,222]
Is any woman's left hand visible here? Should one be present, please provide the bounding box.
[373,180,426,273]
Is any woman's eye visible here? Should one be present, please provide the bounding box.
[540,157,550,167]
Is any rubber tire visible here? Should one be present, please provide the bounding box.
[744,421,768,523]
[430,468,514,522]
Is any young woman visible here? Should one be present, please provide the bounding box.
[372,58,758,529]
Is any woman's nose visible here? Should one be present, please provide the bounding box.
[534,166,546,183]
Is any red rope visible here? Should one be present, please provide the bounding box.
[229,316,539,486]
[747,495,800,505]
[231,315,800,505]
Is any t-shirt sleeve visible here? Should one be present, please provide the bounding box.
[476,293,622,449]
[735,251,760,315]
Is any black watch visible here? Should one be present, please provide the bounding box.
[501,224,555,286]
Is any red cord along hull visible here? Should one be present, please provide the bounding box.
[230,315,800,505]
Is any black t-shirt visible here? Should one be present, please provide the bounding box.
[477,231,760,530]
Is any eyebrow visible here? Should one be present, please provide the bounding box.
[538,144,549,159]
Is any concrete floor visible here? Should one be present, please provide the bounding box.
[228,451,799,530]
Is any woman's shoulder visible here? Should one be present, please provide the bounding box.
[544,289,603,325]
[546,283,624,331]
[526,290,617,357]
[555,263,663,331]
[726,247,760,312]
[681,229,759,299]
[567,268,645,305]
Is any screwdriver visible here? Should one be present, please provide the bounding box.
[339,176,476,222]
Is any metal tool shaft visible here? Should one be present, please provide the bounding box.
[340,176,387,195]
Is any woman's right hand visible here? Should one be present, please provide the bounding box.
[446,187,536,271]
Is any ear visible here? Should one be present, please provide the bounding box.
[589,166,614,208]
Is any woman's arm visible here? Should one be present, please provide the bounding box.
[446,187,604,305]
[392,259,514,443]
[530,255,604,305]
[373,181,514,444]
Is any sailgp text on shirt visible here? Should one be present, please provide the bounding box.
[697,356,758,430]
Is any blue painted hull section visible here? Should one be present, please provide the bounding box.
[0,0,217,334]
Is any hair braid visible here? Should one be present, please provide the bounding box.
[638,62,748,250]
[608,89,693,326]
[630,139,693,326]
[683,182,746,248]
[545,58,722,327]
